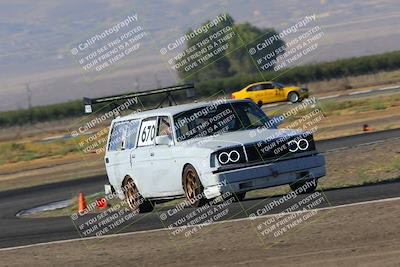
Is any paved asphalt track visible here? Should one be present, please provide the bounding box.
[0,128,399,249]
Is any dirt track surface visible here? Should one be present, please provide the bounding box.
[2,199,400,267]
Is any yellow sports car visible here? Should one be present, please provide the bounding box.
[231,81,309,106]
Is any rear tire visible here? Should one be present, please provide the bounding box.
[288,92,299,103]
[124,178,154,213]
[290,179,317,194]
[183,165,207,207]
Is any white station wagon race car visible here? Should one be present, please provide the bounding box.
[102,97,326,213]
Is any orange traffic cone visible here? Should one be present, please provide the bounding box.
[78,192,87,214]
[363,124,371,132]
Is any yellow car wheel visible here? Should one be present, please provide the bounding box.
[288,92,299,103]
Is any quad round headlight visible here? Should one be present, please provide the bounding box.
[288,138,309,152]
[218,150,241,165]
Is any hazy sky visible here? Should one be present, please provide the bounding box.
[0,0,399,111]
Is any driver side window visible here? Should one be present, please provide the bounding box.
[157,116,172,137]
[247,84,263,92]
[262,83,274,90]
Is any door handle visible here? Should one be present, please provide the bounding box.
[105,158,109,163]
[131,154,135,158]
[150,152,154,156]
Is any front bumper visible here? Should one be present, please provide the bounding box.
[299,91,309,99]
[203,154,325,199]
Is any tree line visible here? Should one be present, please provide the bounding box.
[1,50,400,127]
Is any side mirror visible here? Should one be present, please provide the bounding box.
[155,135,172,146]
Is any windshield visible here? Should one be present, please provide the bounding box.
[174,101,272,142]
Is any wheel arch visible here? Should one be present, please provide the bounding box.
[121,174,144,197]
[181,162,206,187]
[287,90,299,97]
[121,175,132,187]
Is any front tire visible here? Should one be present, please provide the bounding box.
[183,165,207,207]
[124,178,154,213]
[288,92,299,103]
[257,100,263,107]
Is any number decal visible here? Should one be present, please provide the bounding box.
[138,119,157,146]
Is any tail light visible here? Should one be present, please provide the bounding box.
[231,94,236,99]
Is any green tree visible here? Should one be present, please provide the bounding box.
[226,23,285,74]
[176,14,285,82]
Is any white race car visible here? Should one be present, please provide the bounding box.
[103,98,325,213]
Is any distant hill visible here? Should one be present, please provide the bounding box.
[0,0,399,111]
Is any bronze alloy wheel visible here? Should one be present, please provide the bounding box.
[125,179,140,213]
[124,178,154,213]
[183,165,207,207]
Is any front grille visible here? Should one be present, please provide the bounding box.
[245,134,316,163]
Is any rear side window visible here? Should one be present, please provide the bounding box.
[157,116,172,137]
[125,120,140,149]
[108,122,127,151]
[108,119,140,151]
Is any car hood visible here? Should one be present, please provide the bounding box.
[179,128,303,151]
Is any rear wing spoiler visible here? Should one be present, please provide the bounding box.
[83,84,195,114]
